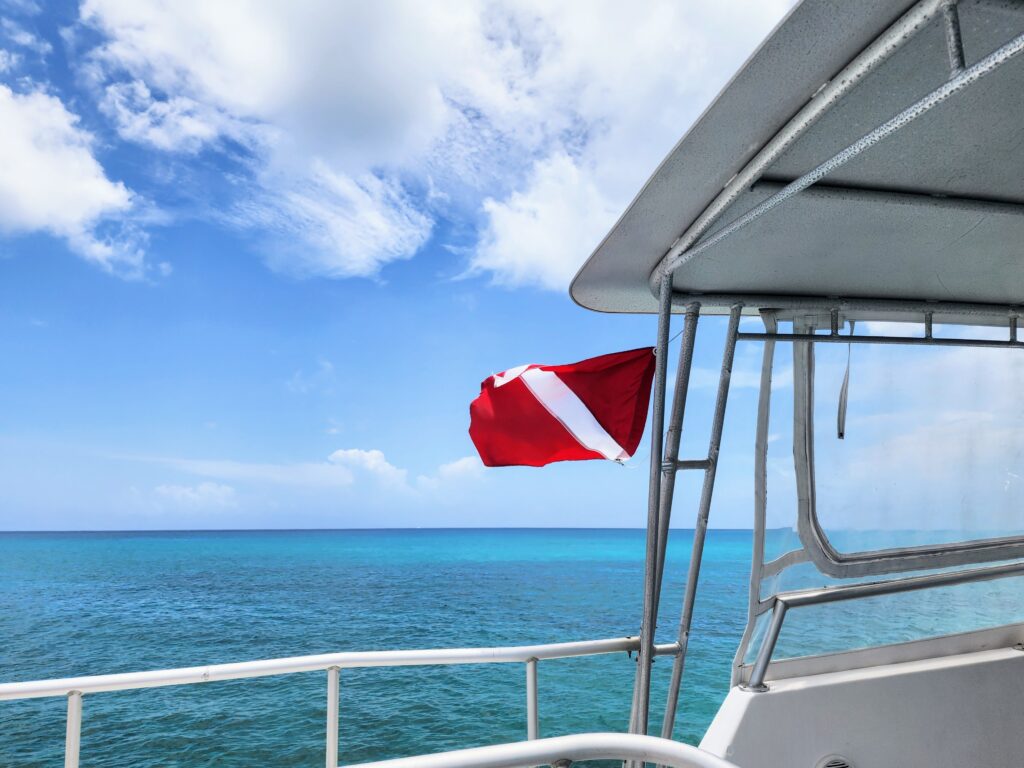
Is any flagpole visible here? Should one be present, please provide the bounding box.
[630,274,673,738]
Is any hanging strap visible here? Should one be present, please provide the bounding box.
[837,321,854,439]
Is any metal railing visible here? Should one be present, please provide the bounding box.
[744,559,1024,690]
[0,636,680,768]
[347,732,739,768]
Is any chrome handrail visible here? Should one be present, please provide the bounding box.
[745,559,1024,690]
[347,733,739,768]
[0,636,680,768]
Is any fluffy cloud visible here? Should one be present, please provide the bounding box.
[327,448,408,486]
[0,84,144,275]
[471,0,794,288]
[474,153,618,290]
[100,79,228,153]
[75,0,792,287]
[76,0,492,278]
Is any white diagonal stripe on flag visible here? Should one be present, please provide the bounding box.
[519,368,629,462]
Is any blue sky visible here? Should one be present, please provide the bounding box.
[0,0,801,529]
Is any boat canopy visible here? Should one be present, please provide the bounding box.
[570,0,1024,325]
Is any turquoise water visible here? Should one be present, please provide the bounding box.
[0,529,751,767]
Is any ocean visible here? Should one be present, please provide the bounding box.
[0,529,751,767]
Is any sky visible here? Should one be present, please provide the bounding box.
[0,0,906,533]
[0,0,806,531]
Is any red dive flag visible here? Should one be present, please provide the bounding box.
[469,347,656,467]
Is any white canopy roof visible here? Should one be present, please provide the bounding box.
[570,0,1024,320]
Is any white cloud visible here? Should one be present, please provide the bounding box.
[471,0,794,289]
[327,448,408,486]
[2,0,42,14]
[474,153,618,290]
[147,448,482,499]
[76,0,793,287]
[0,84,146,276]
[0,48,20,71]
[154,481,237,509]
[100,79,228,153]
[436,455,483,480]
[243,162,432,279]
[417,455,484,490]
[1,18,51,54]
[76,0,478,278]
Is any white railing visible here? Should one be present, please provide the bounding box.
[348,733,739,768]
[0,636,680,768]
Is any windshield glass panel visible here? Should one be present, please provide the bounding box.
[811,323,1024,553]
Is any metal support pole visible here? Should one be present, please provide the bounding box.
[65,691,82,768]
[730,312,778,687]
[943,1,966,76]
[653,304,702,618]
[745,601,788,691]
[661,305,743,740]
[525,659,539,740]
[327,667,340,768]
[629,274,673,738]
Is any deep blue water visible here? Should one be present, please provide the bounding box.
[0,529,752,767]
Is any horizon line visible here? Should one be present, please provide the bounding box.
[0,526,762,534]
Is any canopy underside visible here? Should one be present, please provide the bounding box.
[570,0,1024,321]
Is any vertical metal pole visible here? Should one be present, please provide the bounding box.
[326,667,340,768]
[652,303,702,614]
[525,659,539,740]
[943,1,966,76]
[745,600,789,691]
[730,311,777,687]
[65,691,82,768]
[661,304,743,740]
[629,274,673,738]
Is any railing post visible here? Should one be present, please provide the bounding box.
[744,601,788,692]
[65,691,82,768]
[525,659,539,740]
[327,666,340,768]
